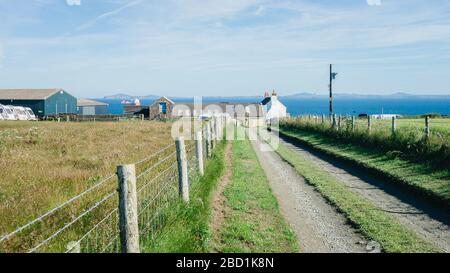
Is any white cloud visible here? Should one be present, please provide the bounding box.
[74,0,142,31]
[367,0,382,6]
[66,0,81,6]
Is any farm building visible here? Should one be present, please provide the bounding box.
[148,96,263,120]
[149,96,176,120]
[261,90,287,121]
[77,99,109,115]
[0,89,77,117]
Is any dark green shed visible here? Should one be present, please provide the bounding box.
[0,89,77,117]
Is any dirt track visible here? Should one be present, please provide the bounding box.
[250,138,370,253]
[278,134,450,252]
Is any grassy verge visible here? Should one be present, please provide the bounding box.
[279,127,450,210]
[274,140,439,253]
[280,118,450,169]
[213,139,298,253]
[142,140,226,253]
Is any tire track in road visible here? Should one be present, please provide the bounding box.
[250,138,368,253]
[279,134,450,252]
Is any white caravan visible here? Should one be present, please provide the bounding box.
[24,107,37,121]
[1,105,17,120]
[12,106,29,120]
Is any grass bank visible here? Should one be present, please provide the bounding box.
[280,118,450,169]
[143,140,226,253]
[278,126,450,210]
[273,139,439,253]
[212,139,298,253]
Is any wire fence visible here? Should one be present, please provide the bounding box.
[0,117,226,253]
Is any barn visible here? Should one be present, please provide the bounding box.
[77,99,109,115]
[0,89,77,117]
[149,96,175,120]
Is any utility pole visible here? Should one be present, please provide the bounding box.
[329,64,338,115]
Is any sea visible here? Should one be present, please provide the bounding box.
[95,97,450,117]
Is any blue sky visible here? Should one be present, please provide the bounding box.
[0,0,449,97]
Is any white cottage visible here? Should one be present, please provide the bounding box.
[261,90,287,121]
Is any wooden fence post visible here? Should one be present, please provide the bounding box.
[392,116,397,135]
[338,115,341,130]
[117,164,140,253]
[195,131,204,176]
[210,119,215,149]
[322,114,325,124]
[425,116,430,138]
[368,116,372,132]
[176,137,189,203]
[66,241,81,253]
[332,114,337,130]
[351,116,355,131]
[205,123,212,158]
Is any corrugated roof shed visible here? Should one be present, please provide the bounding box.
[77,99,109,107]
[0,89,64,100]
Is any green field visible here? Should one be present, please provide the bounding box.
[282,116,450,170]
[353,118,450,138]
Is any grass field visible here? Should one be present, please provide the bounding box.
[281,117,450,169]
[212,138,298,253]
[0,121,173,242]
[354,117,450,137]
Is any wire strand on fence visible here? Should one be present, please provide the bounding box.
[29,191,116,253]
[137,161,178,194]
[0,174,116,244]
[65,207,119,253]
[134,143,175,166]
[136,151,177,179]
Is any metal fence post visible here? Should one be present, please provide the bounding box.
[117,164,140,253]
[425,116,430,138]
[195,131,204,176]
[392,116,397,135]
[176,137,189,203]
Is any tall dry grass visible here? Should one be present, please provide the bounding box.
[0,121,173,240]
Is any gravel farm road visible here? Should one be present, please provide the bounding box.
[250,138,369,253]
[250,132,450,253]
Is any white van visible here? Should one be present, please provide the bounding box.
[12,106,29,120]
[24,107,37,121]
[2,105,17,120]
